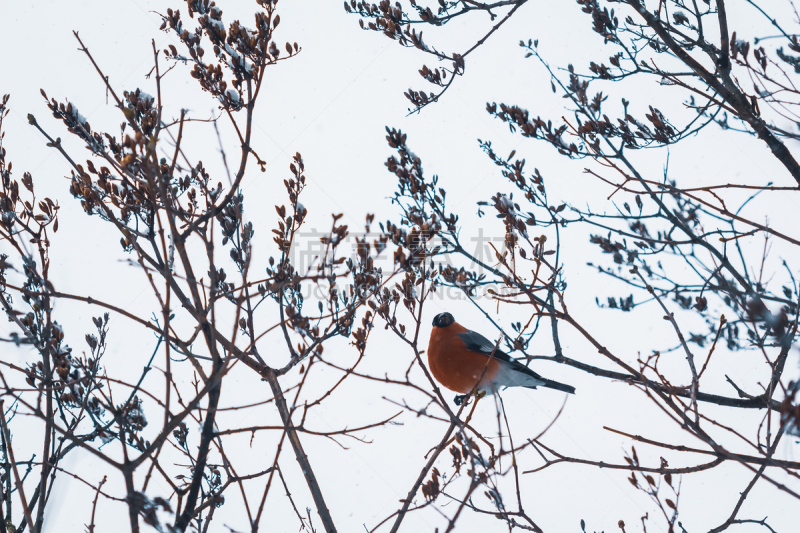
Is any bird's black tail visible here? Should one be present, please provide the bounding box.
[538,378,575,394]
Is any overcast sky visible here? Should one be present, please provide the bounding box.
[1,0,799,532]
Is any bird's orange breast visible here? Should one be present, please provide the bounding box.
[427,323,500,394]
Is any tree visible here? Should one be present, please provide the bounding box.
[0,1,394,532]
[344,0,800,531]
[1,0,799,532]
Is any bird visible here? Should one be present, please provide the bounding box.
[427,312,575,397]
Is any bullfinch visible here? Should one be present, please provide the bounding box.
[427,312,575,396]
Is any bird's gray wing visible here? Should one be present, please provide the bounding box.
[456,330,513,362]
[457,330,575,393]
[457,330,546,379]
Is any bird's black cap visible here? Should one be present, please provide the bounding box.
[432,312,455,328]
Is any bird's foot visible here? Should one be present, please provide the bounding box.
[453,394,470,407]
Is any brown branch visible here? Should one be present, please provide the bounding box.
[524,439,725,475]
[85,476,107,533]
[0,401,35,533]
[625,0,800,184]
[709,427,786,533]
[264,368,337,533]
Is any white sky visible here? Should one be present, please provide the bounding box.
[1,0,799,532]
